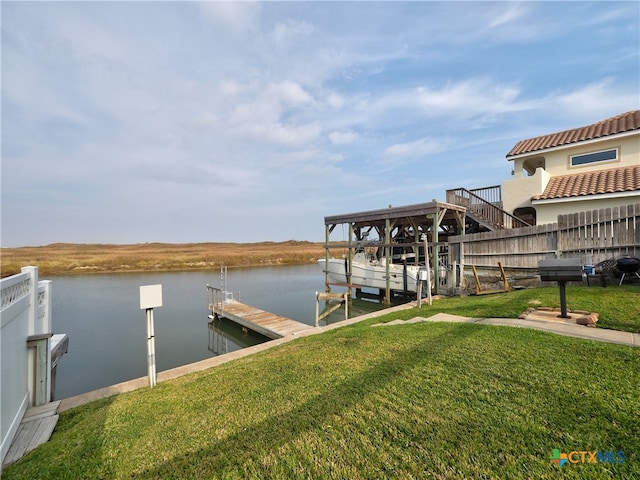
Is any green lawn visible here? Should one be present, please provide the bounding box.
[4,285,639,479]
[405,284,640,333]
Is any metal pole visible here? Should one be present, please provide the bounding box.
[558,281,569,318]
[146,308,157,387]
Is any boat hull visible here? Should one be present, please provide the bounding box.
[318,257,423,292]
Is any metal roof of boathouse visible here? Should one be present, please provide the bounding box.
[323,200,466,233]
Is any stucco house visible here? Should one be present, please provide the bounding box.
[502,110,640,226]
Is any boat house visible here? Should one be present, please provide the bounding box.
[322,201,466,304]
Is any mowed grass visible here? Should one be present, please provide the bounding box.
[400,284,640,333]
[4,287,639,479]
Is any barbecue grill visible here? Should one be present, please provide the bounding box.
[616,256,640,285]
[538,258,583,318]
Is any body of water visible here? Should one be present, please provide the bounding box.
[50,265,391,399]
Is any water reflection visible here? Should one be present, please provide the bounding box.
[207,317,270,355]
[49,266,409,399]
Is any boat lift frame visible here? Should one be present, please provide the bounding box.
[322,201,466,305]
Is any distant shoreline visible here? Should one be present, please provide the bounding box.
[0,241,329,278]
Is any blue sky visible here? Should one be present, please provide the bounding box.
[2,1,638,246]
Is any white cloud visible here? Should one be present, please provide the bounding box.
[384,137,447,160]
[326,92,346,109]
[480,3,544,42]
[487,3,530,29]
[271,19,315,47]
[239,121,322,146]
[554,79,639,119]
[267,81,315,106]
[415,79,530,119]
[329,131,358,145]
[196,1,261,35]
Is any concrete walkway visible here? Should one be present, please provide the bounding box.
[60,302,638,413]
[374,312,640,347]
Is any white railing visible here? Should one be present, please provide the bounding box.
[1,266,52,464]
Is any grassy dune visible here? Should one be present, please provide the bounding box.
[0,241,327,277]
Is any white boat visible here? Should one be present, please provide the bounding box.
[318,250,426,293]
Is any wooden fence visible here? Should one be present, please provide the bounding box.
[448,203,640,270]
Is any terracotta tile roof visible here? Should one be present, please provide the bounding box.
[507,110,640,157]
[533,165,640,201]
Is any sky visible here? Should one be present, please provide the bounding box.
[2,1,639,247]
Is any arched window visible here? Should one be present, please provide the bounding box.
[522,157,545,176]
[514,207,536,226]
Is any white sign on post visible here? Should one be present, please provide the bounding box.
[140,284,163,309]
[139,284,162,388]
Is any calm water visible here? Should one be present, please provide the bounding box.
[50,265,390,399]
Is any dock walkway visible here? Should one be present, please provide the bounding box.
[210,299,312,339]
[3,401,61,468]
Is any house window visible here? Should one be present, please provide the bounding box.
[570,148,617,166]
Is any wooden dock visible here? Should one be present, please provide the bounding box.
[209,299,312,339]
[3,401,61,468]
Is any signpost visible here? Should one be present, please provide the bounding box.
[139,284,162,388]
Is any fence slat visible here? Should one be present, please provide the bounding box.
[449,203,640,268]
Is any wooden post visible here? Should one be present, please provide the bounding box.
[344,292,349,320]
[472,265,482,295]
[432,214,439,294]
[459,241,465,289]
[348,223,354,298]
[498,262,510,291]
[316,291,349,326]
[384,218,391,305]
[452,261,458,290]
[325,224,331,292]
[26,333,53,406]
[422,233,432,306]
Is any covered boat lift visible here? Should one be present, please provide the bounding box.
[323,200,466,304]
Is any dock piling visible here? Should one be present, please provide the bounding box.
[315,291,349,327]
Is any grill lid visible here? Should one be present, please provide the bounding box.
[538,258,583,282]
[616,256,640,274]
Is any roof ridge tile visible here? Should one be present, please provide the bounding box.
[508,110,640,157]
[533,165,640,200]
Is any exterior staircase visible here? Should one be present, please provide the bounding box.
[446,186,530,231]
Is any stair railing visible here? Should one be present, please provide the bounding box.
[446,187,530,229]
